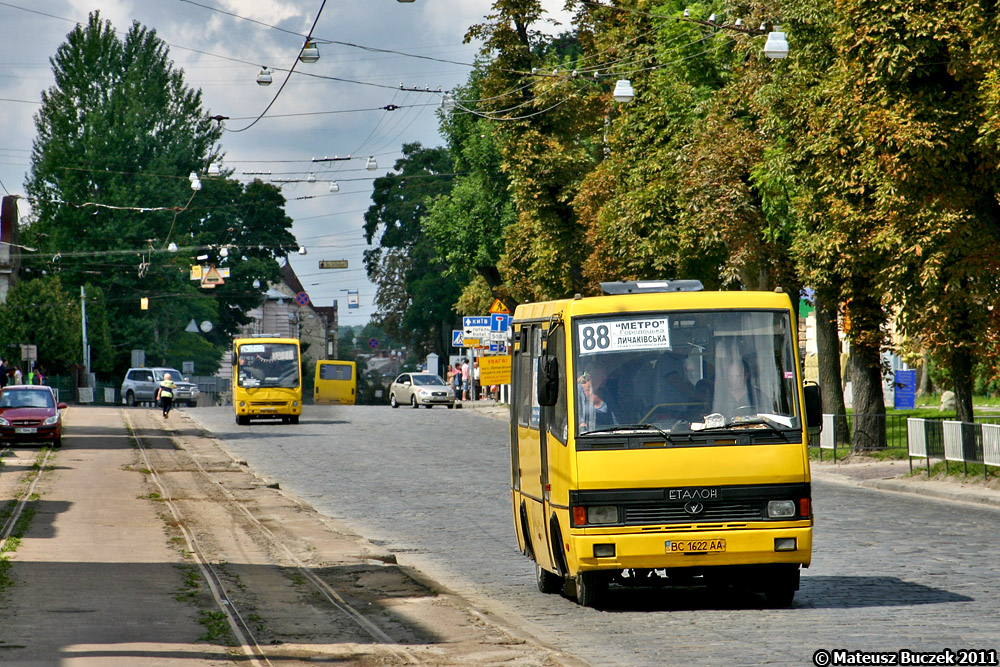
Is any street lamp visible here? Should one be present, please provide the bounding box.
[612,79,635,103]
[763,26,790,59]
[299,40,320,63]
[256,66,273,86]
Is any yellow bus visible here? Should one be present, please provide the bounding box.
[314,360,357,405]
[509,281,821,607]
[232,336,302,425]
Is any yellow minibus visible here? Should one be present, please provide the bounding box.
[509,280,821,607]
[314,360,357,405]
[232,336,302,424]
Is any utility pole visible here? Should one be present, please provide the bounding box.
[81,285,90,375]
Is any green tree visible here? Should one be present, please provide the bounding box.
[23,12,295,378]
[0,277,80,375]
[363,143,460,357]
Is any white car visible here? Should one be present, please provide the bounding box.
[389,373,455,409]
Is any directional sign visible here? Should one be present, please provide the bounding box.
[319,259,349,269]
[463,316,490,348]
[452,330,464,347]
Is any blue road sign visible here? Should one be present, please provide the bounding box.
[452,330,464,347]
[490,313,511,332]
[463,316,490,328]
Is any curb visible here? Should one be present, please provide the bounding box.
[811,465,1000,510]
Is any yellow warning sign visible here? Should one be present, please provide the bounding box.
[479,355,512,385]
[488,299,510,315]
[201,265,225,288]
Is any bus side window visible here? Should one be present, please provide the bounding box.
[545,325,568,443]
[516,326,533,427]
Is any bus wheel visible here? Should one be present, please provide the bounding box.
[390,394,398,408]
[236,415,249,425]
[575,571,607,608]
[289,415,299,424]
[763,567,799,608]
[536,563,562,594]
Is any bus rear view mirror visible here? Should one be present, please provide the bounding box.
[538,355,559,406]
[804,384,822,430]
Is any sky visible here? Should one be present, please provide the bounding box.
[0,0,573,329]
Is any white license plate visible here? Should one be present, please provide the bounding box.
[15,427,37,434]
[665,539,726,554]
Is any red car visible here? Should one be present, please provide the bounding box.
[0,385,68,448]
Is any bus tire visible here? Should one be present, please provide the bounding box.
[536,562,562,594]
[390,394,398,408]
[236,415,249,425]
[289,415,299,424]
[763,566,799,608]
[575,571,608,608]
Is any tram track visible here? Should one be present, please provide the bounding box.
[0,447,51,551]
[123,410,422,666]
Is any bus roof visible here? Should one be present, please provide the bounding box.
[512,290,794,322]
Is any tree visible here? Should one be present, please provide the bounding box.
[363,143,460,357]
[0,277,80,375]
[23,12,295,378]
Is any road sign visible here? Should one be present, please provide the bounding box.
[463,316,490,349]
[368,337,379,349]
[452,330,464,347]
[319,259,349,269]
[479,355,512,385]
[295,291,311,306]
[488,299,510,315]
[490,313,511,332]
[201,265,225,288]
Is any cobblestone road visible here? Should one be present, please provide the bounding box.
[187,405,1000,666]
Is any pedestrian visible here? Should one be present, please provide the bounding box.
[156,372,176,418]
[0,359,7,388]
[472,359,480,400]
[461,358,470,401]
[451,361,462,397]
[34,364,45,386]
[12,367,21,385]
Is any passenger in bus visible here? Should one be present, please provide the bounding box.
[714,357,757,417]
[649,352,701,421]
[577,368,617,432]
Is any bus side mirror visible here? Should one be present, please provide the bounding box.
[537,355,559,407]
[804,384,822,430]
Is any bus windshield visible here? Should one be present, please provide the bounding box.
[574,310,799,435]
[237,342,300,389]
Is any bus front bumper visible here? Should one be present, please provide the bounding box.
[568,525,812,574]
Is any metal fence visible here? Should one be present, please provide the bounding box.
[907,418,1000,478]
[815,413,911,462]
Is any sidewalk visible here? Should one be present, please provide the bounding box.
[0,406,231,665]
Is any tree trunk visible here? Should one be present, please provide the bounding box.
[848,341,886,451]
[917,352,933,397]
[815,291,849,446]
[951,346,974,424]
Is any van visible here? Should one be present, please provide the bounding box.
[314,360,356,405]
[510,280,821,607]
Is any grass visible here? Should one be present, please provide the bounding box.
[198,610,235,644]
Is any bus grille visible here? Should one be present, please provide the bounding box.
[250,401,288,407]
[624,502,762,525]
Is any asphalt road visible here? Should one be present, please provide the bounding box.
[187,405,1000,666]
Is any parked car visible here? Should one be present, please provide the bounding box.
[389,373,455,409]
[121,367,200,407]
[0,385,68,448]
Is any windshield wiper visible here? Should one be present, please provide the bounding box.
[581,423,676,442]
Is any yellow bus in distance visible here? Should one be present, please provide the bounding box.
[314,360,357,405]
[232,336,302,425]
[510,280,822,607]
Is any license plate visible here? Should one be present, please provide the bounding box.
[15,427,37,434]
[665,539,726,554]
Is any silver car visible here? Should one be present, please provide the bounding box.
[389,373,455,409]
[121,367,201,407]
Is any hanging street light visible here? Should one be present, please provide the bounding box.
[612,79,635,103]
[329,181,340,193]
[299,40,320,63]
[763,26,790,59]
[256,66,273,86]
[365,156,378,171]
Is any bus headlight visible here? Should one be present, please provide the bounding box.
[587,506,619,525]
[767,500,796,518]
